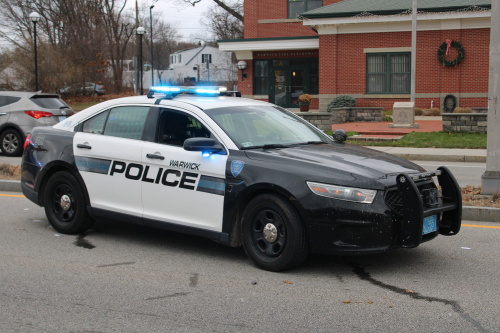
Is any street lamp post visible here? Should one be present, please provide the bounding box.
[137,27,145,95]
[29,12,41,92]
[150,4,155,87]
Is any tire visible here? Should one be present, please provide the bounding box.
[1,129,23,156]
[241,194,309,271]
[44,171,94,234]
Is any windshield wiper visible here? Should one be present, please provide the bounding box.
[241,144,288,150]
[60,106,70,109]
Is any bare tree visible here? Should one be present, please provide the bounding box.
[172,0,243,22]
[201,0,243,40]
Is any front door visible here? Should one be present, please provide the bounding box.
[272,65,305,108]
[141,108,228,232]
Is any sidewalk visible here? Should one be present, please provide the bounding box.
[333,119,442,135]
[367,146,486,162]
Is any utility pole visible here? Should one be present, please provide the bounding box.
[410,0,417,103]
[481,0,500,194]
[135,0,139,95]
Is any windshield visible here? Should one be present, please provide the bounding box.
[204,105,331,149]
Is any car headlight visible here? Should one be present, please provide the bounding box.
[306,181,377,204]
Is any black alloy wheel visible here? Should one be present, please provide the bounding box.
[241,194,309,272]
[1,129,23,156]
[250,209,287,258]
[44,171,94,234]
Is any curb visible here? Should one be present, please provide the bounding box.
[391,154,486,163]
[0,180,22,192]
[462,206,500,223]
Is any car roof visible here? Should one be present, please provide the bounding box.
[0,91,60,98]
[53,94,272,131]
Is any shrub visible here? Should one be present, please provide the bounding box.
[415,108,423,116]
[426,108,441,116]
[453,107,473,113]
[327,95,357,111]
[298,94,313,103]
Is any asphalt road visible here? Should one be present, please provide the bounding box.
[1,192,499,332]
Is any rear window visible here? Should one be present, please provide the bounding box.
[30,96,69,109]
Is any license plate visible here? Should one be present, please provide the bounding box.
[422,215,437,235]
[58,116,67,122]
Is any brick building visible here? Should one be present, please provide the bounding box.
[218,0,492,111]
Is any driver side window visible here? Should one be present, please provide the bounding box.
[157,109,211,147]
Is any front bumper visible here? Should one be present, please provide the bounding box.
[300,166,461,255]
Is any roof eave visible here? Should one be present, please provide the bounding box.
[301,4,491,19]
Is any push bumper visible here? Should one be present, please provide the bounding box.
[300,166,461,255]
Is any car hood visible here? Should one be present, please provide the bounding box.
[244,143,425,185]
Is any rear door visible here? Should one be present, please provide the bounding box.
[141,108,228,232]
[0,95,13,126]
[73,105,151,217]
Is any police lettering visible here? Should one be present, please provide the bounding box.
[109,161,200,190]
[169,160,200,170]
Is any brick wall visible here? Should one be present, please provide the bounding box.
[245,0,344,38]
[318,28,490,110]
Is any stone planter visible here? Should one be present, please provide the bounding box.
[442,113,487,133]
[299,101,310,112]
[329,107,384,124]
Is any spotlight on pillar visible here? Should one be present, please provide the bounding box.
[136,26,146,95]
[237,61,247,81]
[30,12,41,92]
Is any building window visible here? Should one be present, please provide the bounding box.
[288,0,323,19]
[178,54,182,64]
[202,54,212,64]
[309,58,319,94]
[366,53,411,94]
[253,60,268,95]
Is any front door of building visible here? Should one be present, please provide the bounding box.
[272,61,306,109]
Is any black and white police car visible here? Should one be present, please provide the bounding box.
[21,86,462,271]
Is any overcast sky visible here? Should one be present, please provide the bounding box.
[127,0,213,41]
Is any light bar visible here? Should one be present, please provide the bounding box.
[148,85,228,96]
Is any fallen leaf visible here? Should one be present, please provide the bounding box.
[343,301,351,304]
[251,281,257,285]
[406,289,414,293]
[282,281,292,284]
[367,301,373,304]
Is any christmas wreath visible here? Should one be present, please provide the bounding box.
[438,39,465,67]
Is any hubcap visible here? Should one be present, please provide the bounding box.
[60,195,71,211]
[2,134,18,153]
[250,209,287,258]
[263,223,278,243]
[52,184,76,223]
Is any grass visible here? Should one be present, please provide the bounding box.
[68,101,101,111]
[325,131,487,149]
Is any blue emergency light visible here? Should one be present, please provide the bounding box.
[147,85,228,99]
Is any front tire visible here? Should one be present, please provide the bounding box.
[1,129,23,156]
[241,194,309,271]
[44,171,94,234]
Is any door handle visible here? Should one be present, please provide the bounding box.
[0,113,6,116]
[77,144,92,149]
[146,154,165,160]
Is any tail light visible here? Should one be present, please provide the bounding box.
[25,111,53,119]
[23,134,31,149]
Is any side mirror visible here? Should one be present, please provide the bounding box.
[184,138,224,155]
[332,129,347,143]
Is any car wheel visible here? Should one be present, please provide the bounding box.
[44,171,94,234]
[1,129,23,156]
[241,194,309,271]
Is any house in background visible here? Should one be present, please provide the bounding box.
[168,45,237,84]
[218,0,491,111]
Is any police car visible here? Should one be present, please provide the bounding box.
[20,86,462,271]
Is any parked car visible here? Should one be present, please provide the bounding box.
[0,91,73,156]
[20,86,462,272]
[59,82,106,96]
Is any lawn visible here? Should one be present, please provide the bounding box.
[325,131,487,149]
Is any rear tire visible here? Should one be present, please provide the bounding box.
[1,129,23,156]
[44,171,94,234]
[241,194,309,272]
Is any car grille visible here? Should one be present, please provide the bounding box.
[384,182,437,214]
